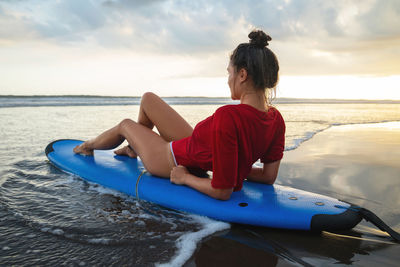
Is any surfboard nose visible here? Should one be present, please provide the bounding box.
[45,139,81,156]
[45,140,56,156]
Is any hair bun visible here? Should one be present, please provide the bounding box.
[248,30,272,48]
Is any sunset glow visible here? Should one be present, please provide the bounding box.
[1,0,399,99]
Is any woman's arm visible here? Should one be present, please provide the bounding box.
[170,166,233,200]
[247,160,281,184]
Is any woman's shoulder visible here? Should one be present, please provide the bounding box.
[268,105,283,117]
[216,104,238,111]
[213,104,240,117]
[214,104,284,124]
[215,104,257,114]
[220,104,281,116]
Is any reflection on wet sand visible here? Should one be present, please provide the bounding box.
[191,122,400,266]
[194,224,396,266]
[279,122,400,227]
[189,228,282,267]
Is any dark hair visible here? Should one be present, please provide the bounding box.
[230,30,279,92]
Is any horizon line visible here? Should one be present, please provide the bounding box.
[1,94,400,103]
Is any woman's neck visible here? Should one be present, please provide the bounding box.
[239,90,268,112]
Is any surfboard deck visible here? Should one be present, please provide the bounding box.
[45,139,361,231]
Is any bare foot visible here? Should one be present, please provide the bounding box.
[114,145,137,158]
[73,142,94,156]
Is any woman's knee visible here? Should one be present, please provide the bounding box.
[119,118,136,132]
[141,92,160,105]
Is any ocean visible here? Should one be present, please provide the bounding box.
[1,96,400,266]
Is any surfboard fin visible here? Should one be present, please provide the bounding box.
[357,207,400,242]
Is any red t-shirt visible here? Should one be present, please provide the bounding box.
[171,104,285,191]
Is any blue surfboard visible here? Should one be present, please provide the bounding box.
[45,139,361,231]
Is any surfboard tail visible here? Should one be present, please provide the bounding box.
[311,204,400,243]
[310,204,362,232]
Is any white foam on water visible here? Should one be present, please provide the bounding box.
[63,173,127,199]
[40,227,65,236]
[156,215,230,267]
[87,238,112,245]
[121,210,132,216]
[40,227,50,233]
[284,120,400,151]
[134,220,146,226]
[52,174,76,186]
[52,229,65,236]
[138,213,154,220]
[88,183,125,197]
[285,126,331,151]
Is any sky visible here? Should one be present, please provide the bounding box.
[0,0,400,99]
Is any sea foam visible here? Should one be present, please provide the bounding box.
[156,215,230,267]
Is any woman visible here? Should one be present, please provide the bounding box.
[73,30,285,201]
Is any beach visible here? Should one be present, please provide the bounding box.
[189,121,400,266]
[2,0,400,265]
[0,97,400,266]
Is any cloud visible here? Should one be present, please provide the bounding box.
[0,0,399,75]
[96,0,245,53]
[0,4,37,44]
[2,0,400,49]
[31,0,106,42]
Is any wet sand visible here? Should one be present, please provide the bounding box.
[189,122,400,266]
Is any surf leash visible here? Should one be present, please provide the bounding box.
[135,170,147,200]
[336,205,400,242]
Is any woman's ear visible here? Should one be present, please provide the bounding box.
[238,68,248,82]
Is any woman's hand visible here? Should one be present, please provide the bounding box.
[170,166,233,200]
[170,165,189,185]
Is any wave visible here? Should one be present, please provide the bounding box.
[285,126,331,151]
[285,120,400,151]
[0,96,235,108]
[2,95,399,108]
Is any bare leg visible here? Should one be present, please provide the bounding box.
[114,145,137,158]
[74,119,174,177]
[74,92,192,174]
[115,92,193,157]
[73,124,125,156]
[138,92,193,141]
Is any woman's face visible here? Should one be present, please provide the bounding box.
[227,62,238,100]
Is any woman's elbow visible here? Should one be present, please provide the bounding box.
[264,175,277,185]
[217,193,231,201]
[213,188,233,200]
[262,160,280,185]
